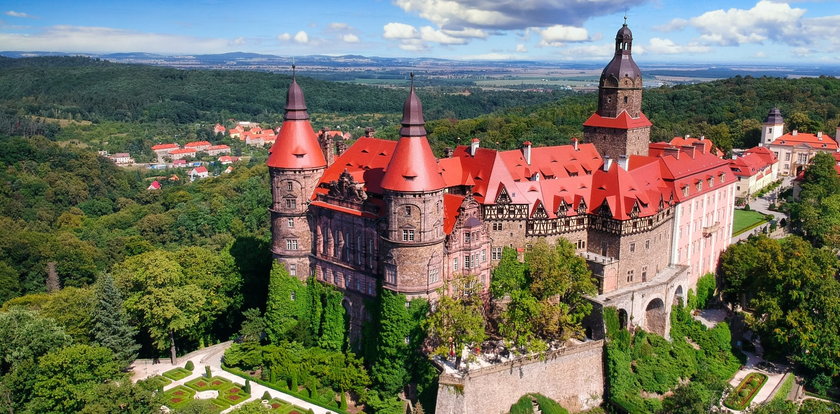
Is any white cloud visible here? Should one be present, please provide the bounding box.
[441,27,488,39]
[420,26,468,44]
[646,37,711,54]
[552,43,615,60]
[5,10,32,18]
[0,25,236,54]
[515,43,527,53]
[293,31,309,44]
[653,18,688,32]
[277,33,291,41]
[457,52,517,60]
[328,22,349,30]
[393,0,648,30]
[233,37,246,45]
[383,22,418,39]
[341,33,360,43]
[537,24,589,46]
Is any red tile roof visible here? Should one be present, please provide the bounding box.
[770,132,838,150]
[729,146,777,177]
[669,136,725,158]
[318,137,397,195]
[152,143,179,150]
[583,111,652,129]
[169,148,197,155]
[381,136,445,192]
[267,120,327,169]
[207,144,230,150]
[190,166,208,174]
[443,194,465,234]
[185,141,211,147]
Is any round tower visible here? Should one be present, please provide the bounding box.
[380,76,446,299]
[760,107,784,147]
[267,70,327,279]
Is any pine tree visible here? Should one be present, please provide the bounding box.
[91,273,139,368]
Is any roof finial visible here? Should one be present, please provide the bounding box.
[623,10,628,26]
[292,60,296,80]
[410,72,415,89]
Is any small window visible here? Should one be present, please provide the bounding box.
[708,177,714,188]
[290,290,297,301]
[696,181,703,191]
[286,181,293,191]
[491,247,502,260]
[285,198,296,209]
[629,243,636,253]
[682,186,689,197]
[386,267,396,284]
[402,229,415,241]
[481,249,486,263]
[286,239,299,250]
[464,255,471,270]
[464,232,472,243]
[641,266,647,281]
[428,267,439,283]
[287,218,294,228]
[404,206,412,216]
[453,257,459,271]
[645,240,650,250]
[626,270,634,283]
[289,264,297,277]
[623,96,628,104]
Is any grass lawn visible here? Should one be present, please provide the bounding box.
[162,367,193,381]
[733,209,770,236]
[163,385,196,409]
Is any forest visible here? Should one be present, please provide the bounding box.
[1,56,839,413]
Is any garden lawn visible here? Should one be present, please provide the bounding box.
[733,210,769,236]
[163,385,196,409]
[162,367,193,381]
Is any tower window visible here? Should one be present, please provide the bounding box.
[624,96,628,104]
[287,181,293,191]
[428,267,439,283]
[287,218,294,227]
[402,229,415,241]
[286,239,299,250]
[285,198,296,209]
[404,206,412,216]
[289,264,297,277]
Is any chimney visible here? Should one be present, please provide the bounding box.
[692,141,707,154]
[617,154,629,170]
[522,141,532,165]
[792,130,798,136]
[470,138,480,156]
[664,146,680,159]
[817,131,823,141]
[684,134,690,139]
[603,156,613,171]
[572,137,579,151]
[700,135,705,140]
[680,145,696,159]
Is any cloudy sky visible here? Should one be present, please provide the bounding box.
[1,0,839,63]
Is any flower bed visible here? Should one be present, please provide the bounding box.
[163,385,196,409]
[186,376,232,392]
[218,383,250,404]
[162,367,193,381]
[724,372,768,410]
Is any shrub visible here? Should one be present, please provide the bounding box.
[532,393,569,414]
[205,365,211,378]
[262,391,271,400]
[695,274,716,309]
[185,360,194,371]
[743,204,751,211]
[244,379,251,394]
[509,395,535,414]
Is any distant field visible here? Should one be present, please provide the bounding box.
[733,209,770,236]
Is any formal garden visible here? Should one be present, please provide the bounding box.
[724,372,768,410]
[732,209,773,236]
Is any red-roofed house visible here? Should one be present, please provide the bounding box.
[218,155,240,164]
[151,143,179,160]
[729,146,778,199]
[147,180,161,190]
[206,144,231,156]
[228,125,245,139]
[761,114,840,176]
[669,136,725,158]
[184,141,212,152]
[213,124,227,135]
[168,148,197,160]
[189,166,209,181]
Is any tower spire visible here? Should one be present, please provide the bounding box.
[284,65,308,121]
[399,72,426,137]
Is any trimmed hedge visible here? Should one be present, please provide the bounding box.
[221,365,349,414]
[724,372,767,410]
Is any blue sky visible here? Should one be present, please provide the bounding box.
[1,0,839,63]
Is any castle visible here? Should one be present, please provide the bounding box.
[267,23,737,340]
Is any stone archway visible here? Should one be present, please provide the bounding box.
[645,298,666,336]
[673,285,685,307]
[618,308,629,331]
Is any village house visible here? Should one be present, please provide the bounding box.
[729,146,778,200]
[206,144,231,156]
[213,124,227,135]
[108,152,134,165]
[168,148,197,161]
[759,108,839,176]
[184,141,212,152]
[151,143,180,160]
[189,166,209,181]
[218,155,240,164]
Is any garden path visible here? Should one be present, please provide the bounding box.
[131,342,337,414]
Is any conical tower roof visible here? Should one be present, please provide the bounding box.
[381,75,445,192]
[763,107,783,125]
[600,23,642,83]
[267,71,326,169]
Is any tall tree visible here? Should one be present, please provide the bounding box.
[91,273,140,368]
[0,307,69,374]
[426,274,486,367]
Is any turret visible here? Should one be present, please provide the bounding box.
[760,107,784,146]
[267,68,328,278]
[380,75,446,299]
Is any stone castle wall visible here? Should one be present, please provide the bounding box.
[584,125,651,159]
[435,340,604,414]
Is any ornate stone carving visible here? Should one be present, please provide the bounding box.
[327,169,367,202]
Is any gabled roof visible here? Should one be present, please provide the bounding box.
[769,132,838,150]
[318,137,397,195]
[443,194,465,235]
[169,148,197,155]
[669,136,725,158]
[730,146,777,177]
[207,144,230,150]
[185,141,211,147]
[152,143,179,150]
[190,166,208,174]
[583,110,652,129]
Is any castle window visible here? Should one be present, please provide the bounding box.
[481,249,487,263]
[385,267,396,284]
[402,229,415,241]
[491,247,502,260]
[286,239,299,250]
[285,198,296,209]
[356,277,362,292]
[626,270,634,283]
[708,177,714,188]
[453,257,459,271]
[287,181,293,191]
[696,181,703,191]
[645,239,650,250]
[289,264,297,277]
[624,96,628,104]
[404,206,412,216]
[464,232,472,243]
[682,186,689,197]
[290,290,296,301]
[428,267,439,284]
[464,255,471,270]
[642,266,647,281]
[629,243,636,253]
[287,218,294,228]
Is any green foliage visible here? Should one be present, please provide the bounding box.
[92,273,139,368]
[318,287,346,351]
[28,344,123,413]
[531,393,569,414]
[370,289,413,395]
[0,307,70,373]
[426,274,487,363]
[791,153,840,249]
[724,372,767,410]
[79,378,163,414]
[490,247,527,298]
[720,235,840,379]
[238,308,267,343]
[509,394,535,414]
[694,273,716,309]
[185,360,195,371]
[264,263,309,343]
